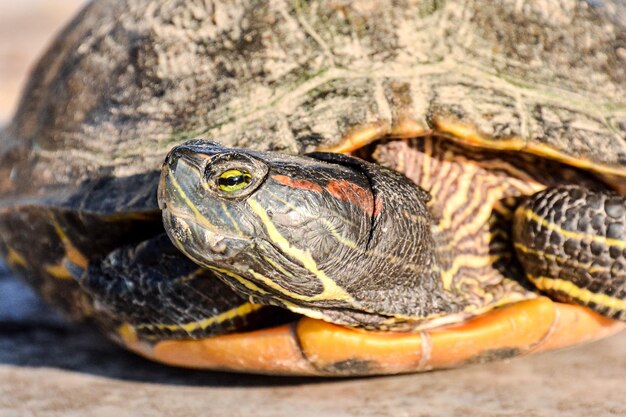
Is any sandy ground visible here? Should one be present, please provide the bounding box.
[0,2,624,416]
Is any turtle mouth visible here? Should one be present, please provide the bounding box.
[161,206,250,263]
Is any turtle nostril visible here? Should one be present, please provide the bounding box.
[204,233,228,254]
[211,240,228,254]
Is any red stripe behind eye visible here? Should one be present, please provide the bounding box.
[272,174,381,217]
[272,175,324,193]
[326,179,376,217]
[373,197,383,217]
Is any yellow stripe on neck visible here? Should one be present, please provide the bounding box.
[520,209,626,250]
[6,247,27,267]
[247,198,354,303]
[528,275,626,311]
[514,242,610,274]
[204,264,269,296]
[136,303,264,333]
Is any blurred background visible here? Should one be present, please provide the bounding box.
[0,1,84,123]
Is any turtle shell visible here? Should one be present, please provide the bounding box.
[0,0,625,375]
[1,0,624,208]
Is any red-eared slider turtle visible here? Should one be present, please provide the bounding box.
[0,0,624,376]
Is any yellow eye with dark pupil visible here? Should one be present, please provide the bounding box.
[217,169,252,192]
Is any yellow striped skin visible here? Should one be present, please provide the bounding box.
[80,233,280,342]
[375,139,566,311]
[513,187,626,320]
[0,205,163,321]
[121,302,265,339]
[375,138,626,322]
[117,148,626,372]
[528,276,626,312]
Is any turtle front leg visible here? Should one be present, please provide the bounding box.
[513,185,626,321]
[78,234,278,344]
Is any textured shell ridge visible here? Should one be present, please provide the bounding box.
[0,0,624,206]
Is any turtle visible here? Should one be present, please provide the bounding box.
[0,0,625,376]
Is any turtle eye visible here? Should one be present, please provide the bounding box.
[217,169,252,192]
[204,152,268,198]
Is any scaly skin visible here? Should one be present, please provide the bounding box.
[514,186,626,320]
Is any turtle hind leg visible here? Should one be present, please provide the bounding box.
[80,234,284,343]
[513,185,626,320]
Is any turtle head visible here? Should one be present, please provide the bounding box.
[158,140,373,294]
[158,139,439,329]
[159,140,265,263]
